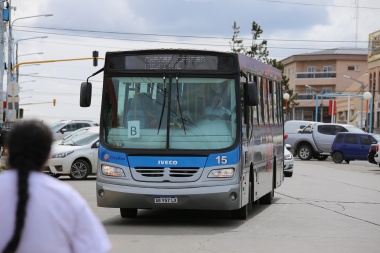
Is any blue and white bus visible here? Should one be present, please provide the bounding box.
[80,49,284,219]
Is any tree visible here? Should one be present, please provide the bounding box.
[246,21,269,63]
[230,21,298,113]
[230,21,245,54]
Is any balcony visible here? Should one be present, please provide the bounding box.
[297,93,336,100]
[296,71,336,79]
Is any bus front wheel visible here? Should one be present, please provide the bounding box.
[231,204,248,220]
[120,208,138,218]
[231,182,253,220]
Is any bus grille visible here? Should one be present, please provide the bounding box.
[132,167,202,182]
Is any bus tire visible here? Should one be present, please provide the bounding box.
[231,181,252,220]
[260,188,273,205]
[120,208,138,218]
[231,204,248,220]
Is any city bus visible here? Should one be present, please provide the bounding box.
[80,49,284,220]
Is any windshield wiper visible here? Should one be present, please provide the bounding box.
[157,75,167,135]
[175,75,186,135]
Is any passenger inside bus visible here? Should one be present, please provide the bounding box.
[205,94,231,120]
[125,93,159,128]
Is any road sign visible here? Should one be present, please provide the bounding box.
[7,81,20,96]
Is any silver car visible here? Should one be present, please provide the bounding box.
[50,120,99,140]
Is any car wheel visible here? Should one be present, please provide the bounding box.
[316,155,328,161]
[297,145,313,160]
[284,171,293,177]
[332,152,344,163]
[69,159,90,180]
[120,208,138,218]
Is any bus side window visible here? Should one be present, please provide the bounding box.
[253,75,260,125]
[261,77,268,124]
[268,80,273,124]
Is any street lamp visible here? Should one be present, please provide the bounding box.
[18,52,43,57]
[8,14,52,83]
[344,75,365,129]
[283,93,290,121]
[19,80,36,84]
[6,12,53,121]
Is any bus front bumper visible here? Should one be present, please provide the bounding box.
[96,182,241,211]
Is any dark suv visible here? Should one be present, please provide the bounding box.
[331,132,380,163]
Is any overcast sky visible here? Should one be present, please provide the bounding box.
[5,0,380,123]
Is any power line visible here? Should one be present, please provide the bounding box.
[14,25,369,44]
[255,0,380,9]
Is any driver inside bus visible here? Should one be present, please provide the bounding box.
[205,94,231,120]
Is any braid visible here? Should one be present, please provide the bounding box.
[2,169,30,253]
[1,120,52,253]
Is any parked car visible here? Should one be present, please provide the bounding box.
[284,120,314,134]
[331,132,380,163]
[45,131,99,179]
[285,122,364,161]
[284,144,294,177]
[368,142,378,165]
[52,126,99,146]
[49,120,99,140]
[370,139,380,166]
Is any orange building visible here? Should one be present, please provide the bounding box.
[281,48,368,123]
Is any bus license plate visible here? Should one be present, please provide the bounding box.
[154,196,178,204]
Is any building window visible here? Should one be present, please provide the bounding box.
[322,87,332,94]
[347,66,361,71]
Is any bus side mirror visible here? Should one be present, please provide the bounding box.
[80,82,92,107]
[246,82,258,106]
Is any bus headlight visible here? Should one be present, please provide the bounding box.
[101,165,126,177]
[208,168,235,178]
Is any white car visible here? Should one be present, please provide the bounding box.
[46,131,99,180]
[49,120,99,140]
[284,144,294,177]
[52,126,99,146]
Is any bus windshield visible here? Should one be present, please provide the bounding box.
[101,76,237,150]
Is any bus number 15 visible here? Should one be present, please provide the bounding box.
[216,156,228,164]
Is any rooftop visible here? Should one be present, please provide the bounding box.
[281,47,368,64]
[298,47,368,56]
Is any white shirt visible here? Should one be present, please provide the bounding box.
[0,170,111,253]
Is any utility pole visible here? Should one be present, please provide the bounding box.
[0,2,5,123]
[6,0,13,121]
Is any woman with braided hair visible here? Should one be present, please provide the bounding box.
[0,120,111,253]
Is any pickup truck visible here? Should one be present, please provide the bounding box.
[285,122,365,160]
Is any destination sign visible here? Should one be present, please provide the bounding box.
[108,54,234,71]
[125,55,218,70]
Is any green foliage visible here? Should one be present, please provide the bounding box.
[230,21,298,112]
[230,21,245,53]
[246,21,269,63]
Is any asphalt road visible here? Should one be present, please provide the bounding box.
[64,158,380,253]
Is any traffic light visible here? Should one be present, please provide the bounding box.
[93,50,98,67]
[53,99,56,106]
[17,109,24,119]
